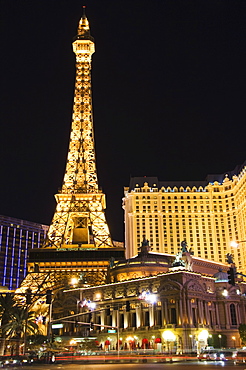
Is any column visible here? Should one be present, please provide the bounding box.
[225,302,231,328]
[179,299,183,325]
[124,311,129,329]
[237,303,241,325]
[204,302,209,326]
[112,308,117,328]
[136,304,141,328]
[197,300,202,324]
[215,302,221,327]
[176,300,181,325]
[161,300,166,326]
[187,299,193,326]
[149,304,155,327]
[100,310,105,329]
[182,292,188,324]
[164,300,169,325]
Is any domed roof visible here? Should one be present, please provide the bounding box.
[214,268,228,282]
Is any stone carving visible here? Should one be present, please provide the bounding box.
[172,252,185,267]
[187,281,203,292]
[226,253,234,264]
[140,237,151,254]
[181,240,188,253]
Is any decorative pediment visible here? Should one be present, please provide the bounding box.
[185,279,204,293]
[159,281,182,296]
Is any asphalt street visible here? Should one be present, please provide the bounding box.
[12,360,243,370]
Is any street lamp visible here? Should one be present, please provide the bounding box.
[232,336,236,348]
[197,330,209,355]
[138,290,157,304]
[138,290,157,327]
[230,240,246,248]
[163,330,176,355]
[71,277,78,285]
[189,334,193,353]
[218,334,222,348]
[222,289,228,297]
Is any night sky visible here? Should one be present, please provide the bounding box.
[0,0,246,242]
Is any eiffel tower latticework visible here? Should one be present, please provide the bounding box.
[44,11,114,250]
[19,9,124,307]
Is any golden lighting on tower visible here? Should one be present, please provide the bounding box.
[44,9,114,250]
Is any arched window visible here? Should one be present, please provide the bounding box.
[170,307,177,324]
[230,303,237,325]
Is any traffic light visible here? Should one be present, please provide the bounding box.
[42,316,46,325]
[26,288,32,305]
[46,289,52,304]
[126,301,130,312]
[75,320,79,328]
[106,306,110,316]
[88,312,92,321]
[227,267,236,285]
[90,322,94,330]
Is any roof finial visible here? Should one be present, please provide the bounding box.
[82,5,86,17]
[77,5,90,37]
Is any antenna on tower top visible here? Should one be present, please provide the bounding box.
[82,5,86,16]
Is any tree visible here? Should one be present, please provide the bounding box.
[0,293,16,355]
[239,324,246,345]
[1,305,39,355]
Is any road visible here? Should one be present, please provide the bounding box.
[14,361,243,370]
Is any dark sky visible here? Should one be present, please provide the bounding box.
[0,0,246,242]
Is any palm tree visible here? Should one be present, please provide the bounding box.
[1,307,39,355]
[0,293,16,355]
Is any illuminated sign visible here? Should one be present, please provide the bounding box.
[52,323,63,329]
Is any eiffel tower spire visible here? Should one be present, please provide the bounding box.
[63,8,96,194]
[44,9,114,249]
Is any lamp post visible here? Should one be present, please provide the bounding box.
[163,330,176,355]
[218,334,222,348]
[138,290,157,327]
[232,336,236,348]
[189,334,193,353]
[230,240,246,248]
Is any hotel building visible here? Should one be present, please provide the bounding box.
[123,162,246,273]
[0,215,48,290]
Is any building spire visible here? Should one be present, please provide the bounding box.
[82,5,86,16]
[77,5,92,39]
[44,9,114,249]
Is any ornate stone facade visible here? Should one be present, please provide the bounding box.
[61,246,246,352]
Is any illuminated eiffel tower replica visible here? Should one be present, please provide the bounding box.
[18,9,124,297]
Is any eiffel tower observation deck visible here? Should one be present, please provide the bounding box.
[22,8,125,289]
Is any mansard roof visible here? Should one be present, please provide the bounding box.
[128,160,246,190]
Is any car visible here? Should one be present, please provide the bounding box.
[198,349,237,361]
[0,355,33,367]
[235,350,246,364]
[216,350,237,361]
[198,349,218,361]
